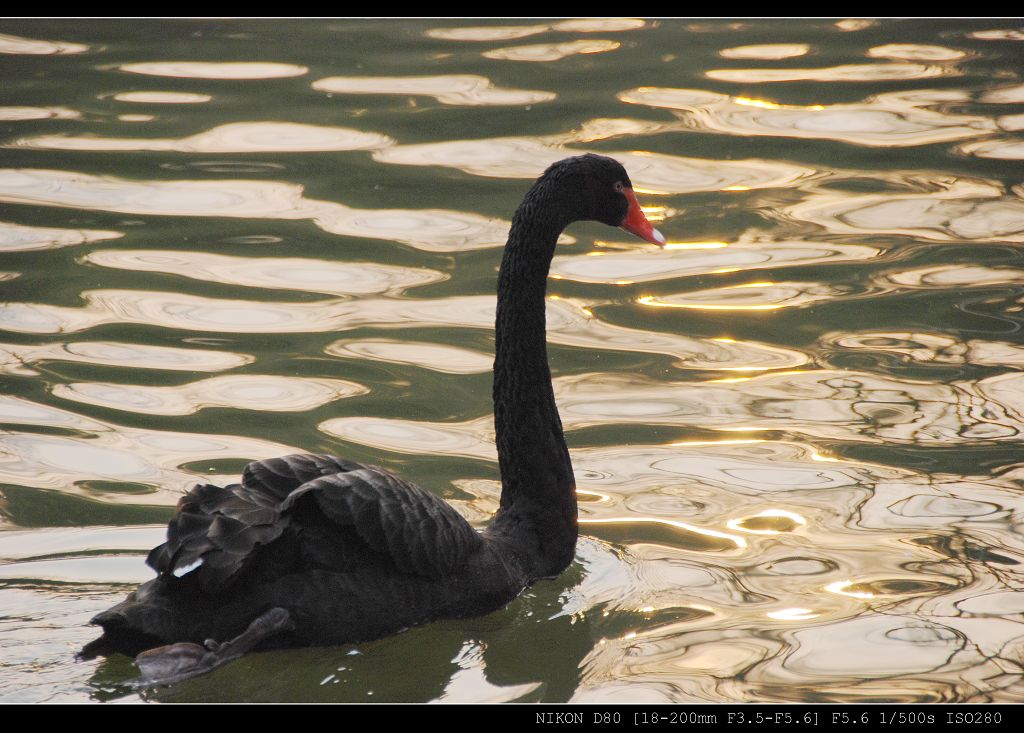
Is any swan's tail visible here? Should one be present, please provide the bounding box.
[80,592,165,658]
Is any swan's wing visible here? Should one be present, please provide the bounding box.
[145,455,369,592]
[145,454,482,593]
[279,464,484,579]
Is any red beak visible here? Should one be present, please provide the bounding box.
[619,187,666,247]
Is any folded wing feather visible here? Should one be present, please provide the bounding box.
[146,454,483,594]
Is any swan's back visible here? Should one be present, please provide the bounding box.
[89,454,505,654]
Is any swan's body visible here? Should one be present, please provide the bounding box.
[83,154,664,684]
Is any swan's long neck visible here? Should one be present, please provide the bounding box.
[489,181,577,575]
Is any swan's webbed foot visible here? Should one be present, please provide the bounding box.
[132,607,294,688]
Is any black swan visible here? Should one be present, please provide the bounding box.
[82,154,666,686]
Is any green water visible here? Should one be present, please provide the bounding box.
[1,18,1024,702]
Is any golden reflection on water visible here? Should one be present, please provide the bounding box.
[482,40,620,62]
[112,91,212,104]
[959,138,1024,160]
[312,74,556,106]
[553,369,1024,445]
[552,240,880,284]
[0,31,87,55]
[84,249,445,296]
[835,19,876,31]
[982,83,1024,104]
[767,608,819,620]
[579,517,749,551]
[119,61,309,79]
[637,282,843,311]
[0,340,253,375]
[320,415,495,461]
[720,44,809,59]
[0,106,79,121]
[828,328,1024,368]
[0,290,808,369]
[867,43,967,61]
[425,23,553,42]
[0,220,121,252]
[425,18,645,42]
[0,556,155,584]
[619,87,996,146]
[0,169,509,251]
[552,18,645,33]
[825,580,876,599]
[998,114,1024,131]
[0,396,299,498]
[706,62,957,83]
[372,125,818,193]
[780,177,1024,242]
[13,122,395,153]
[726,509,807,535]
[52,374,367,416]
[969,28,1024,41]
[326,339,492,374]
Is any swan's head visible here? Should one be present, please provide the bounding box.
[544,154,666,247]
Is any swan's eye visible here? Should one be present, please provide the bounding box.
[613,181,625,193]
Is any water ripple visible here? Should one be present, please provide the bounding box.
[312,74,555,106]
[959,138,1024,160]
[0,31,88,55]
[0,340,253,376]
[835,19,877,31]
[320,416,493,462]
[551,19,646,33]
[482,40,620,62]
[119,61,309,79]
[425,23,553,42]
[0,290,808,369]
[0,396,299,497]
[0,106,79,121]
[84,249,445,296]
[375,135,818,194]
[981,83,1024,104]
[0,526,163,561]
[825,330,1024,368]
[53,374,367,416]
[551,240,880,284]
[112,91,212,104]
[706,63,958,83]
[720,44,809,60]
[886,263,1024,289]
[0,169,509,252]
[781,178,1024,242]
[425,18,645,42]
[0,220,121,252]
[0,556,152,585]
[867,44,966,61]
[326,338,493,374]
[783,616,967,679]
[638,281,848,311]
[553,370,1024,445]
[969,29,1024,41]
[618,88,996,146]
[998,114,1024,130]
[13,122,394,153]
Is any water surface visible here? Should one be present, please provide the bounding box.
[1,18,1024,703]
